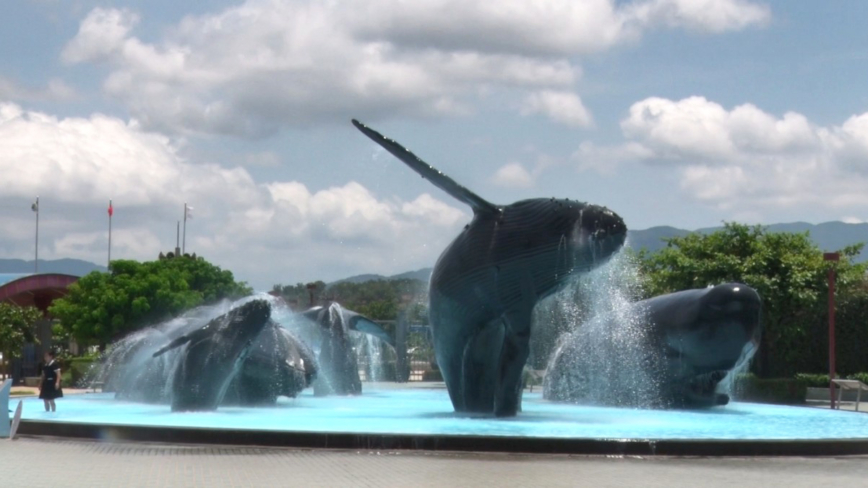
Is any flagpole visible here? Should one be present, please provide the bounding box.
[182,203,187,255]
[34,196,39,274]
[108,200,112,270]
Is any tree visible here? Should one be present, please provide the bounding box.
[0,303,42,373]
[271,278,428,320]
[50,256,252,347]
[638,222,867,378]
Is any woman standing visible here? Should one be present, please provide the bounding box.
[38,350,63,412]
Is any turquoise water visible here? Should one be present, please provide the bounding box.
[19,387,868,440]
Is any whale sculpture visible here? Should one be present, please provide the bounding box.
[101,316,318,406]
[223,321,319,405]
[544,283,762,408]
[153,299,272,411]
[301,301,394,396]
[353,119,627,416]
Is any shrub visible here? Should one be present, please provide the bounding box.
[66,357,96,387]
[794,373,831,388]
[846,372,868,384]
[732,374,807,404]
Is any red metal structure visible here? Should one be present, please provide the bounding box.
[0,274,79,313]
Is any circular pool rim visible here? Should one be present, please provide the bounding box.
[16,419,868,456]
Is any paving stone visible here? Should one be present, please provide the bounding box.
[1,437,867,488]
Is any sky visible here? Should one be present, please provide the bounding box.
[1,0,868,289]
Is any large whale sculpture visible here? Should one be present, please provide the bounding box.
[153,299,272,411]
[352,120,627,416]
[544,283,762,408]
[301,301,394,396]
[101,317,318,406]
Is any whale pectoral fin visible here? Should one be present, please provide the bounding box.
[461,319,505,413]
[300,307,323,323]
[348,316,395,348]
[494,309,533,417]
[352,119,499,215]
[152,335,192,358]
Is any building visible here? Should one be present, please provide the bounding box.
[0,273,79,382]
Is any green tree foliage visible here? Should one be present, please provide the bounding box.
[638,222,867,377]
[272,281,327,309]
[50,257,252,346]
[272,278,428,322]
[0,303,42,364]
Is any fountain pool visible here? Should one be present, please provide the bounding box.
[16,385,868,455]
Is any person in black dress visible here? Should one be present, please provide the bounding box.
[38,350,63,412]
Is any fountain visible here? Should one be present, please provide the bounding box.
[11,120,868,455]
[542,253,762,408]
[15,259,868,456]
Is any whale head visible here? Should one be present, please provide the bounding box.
[567,202,627,270]
[219,299,273,346]
[664,283,762,374]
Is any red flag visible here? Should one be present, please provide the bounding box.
[108,201,113,217]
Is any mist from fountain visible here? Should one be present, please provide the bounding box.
[90,294,275,401]
[539,250,669,408]
[354,333,398,382]
[88,293,398,405]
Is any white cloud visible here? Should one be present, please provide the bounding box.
[243,151,281,167]
[595,95,868,213]
[353,0,769,55]
[626,0,771,33]
[522,91,593,127]
[621,96,816,162]
[61,8,140,65]
[61,1,770,137]
[0,76,77,102]
[0,102,468,287]
[573,141,654,174]
[492,162,535,188]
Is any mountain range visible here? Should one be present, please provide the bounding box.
[627,221,868,259]
[0,258,106,276]
[2,221,865,283]
[332,221,868,284]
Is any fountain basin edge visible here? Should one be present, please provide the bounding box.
[15,420,868,456]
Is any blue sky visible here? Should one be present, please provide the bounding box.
[1,0,868,288]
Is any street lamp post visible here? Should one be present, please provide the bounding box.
[824,252,840,408]
[306,283,317,307]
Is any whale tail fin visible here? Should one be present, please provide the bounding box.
[352,119,499,215]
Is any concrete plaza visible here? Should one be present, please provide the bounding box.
[2,437,868,488]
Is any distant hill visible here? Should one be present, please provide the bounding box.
[389,268,433,282]
[330,267,433,285]
[0,258,106,276]
[629,221,868,261]
[333,221,868,285]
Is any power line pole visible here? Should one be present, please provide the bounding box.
[107,200,113,270]
[181,203,194,255]
[175,221,181,257]
[31,197,39,274]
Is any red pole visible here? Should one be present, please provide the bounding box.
[824,252,839,409]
